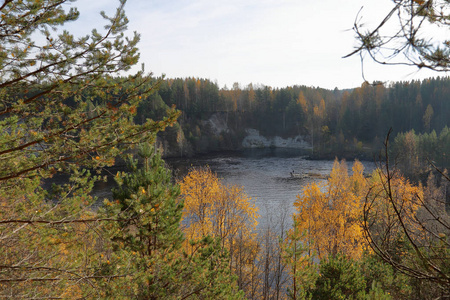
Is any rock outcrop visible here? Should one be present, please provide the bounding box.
[242,129,311,149]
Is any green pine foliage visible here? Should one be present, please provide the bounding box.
[283,220,318,300]
[110,144,183,257]
[99,144,243,299]
[0,0,178,297]
[99,144,185,298]
[360,254,410,299]
[137,76,449,164]
[311,254,366,300]
[391,126,450,178]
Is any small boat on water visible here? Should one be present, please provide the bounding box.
[290,171,306,179]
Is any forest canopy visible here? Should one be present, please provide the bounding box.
[137,76,450,178]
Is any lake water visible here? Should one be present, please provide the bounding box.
[48,148,375,231]
[165,148,376,231]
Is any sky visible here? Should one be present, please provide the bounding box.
[66,0,446,90]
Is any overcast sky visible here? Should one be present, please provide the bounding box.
[68,0,444,90]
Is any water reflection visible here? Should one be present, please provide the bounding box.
[165,149,376,231]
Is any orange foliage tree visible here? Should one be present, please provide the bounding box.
[364,169,423,254]
[179,167,259,294]
[293,159,368,260]
[361,140,450,292]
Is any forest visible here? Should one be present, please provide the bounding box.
[138,76,450,175]
[1,0,449,299]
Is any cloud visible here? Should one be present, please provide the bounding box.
[64,0,448,89]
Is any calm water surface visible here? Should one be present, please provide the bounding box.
[165,149,376,230]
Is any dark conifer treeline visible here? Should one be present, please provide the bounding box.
[136,77,450,170]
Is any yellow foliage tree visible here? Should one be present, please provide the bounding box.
[364,168,423,257]
[179,167,259,294]
[363,132,449,294]
[293,159,368,260]
[297,91,308,114]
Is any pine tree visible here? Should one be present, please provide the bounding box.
[0,0,178,297]
[311,255,366,300]
[99,144,244,299]
[283,219,318,300]
[100,144,184,298]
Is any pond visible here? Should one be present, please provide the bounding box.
[165,148,376,231]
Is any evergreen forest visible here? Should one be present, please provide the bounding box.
[138,76,450,176]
